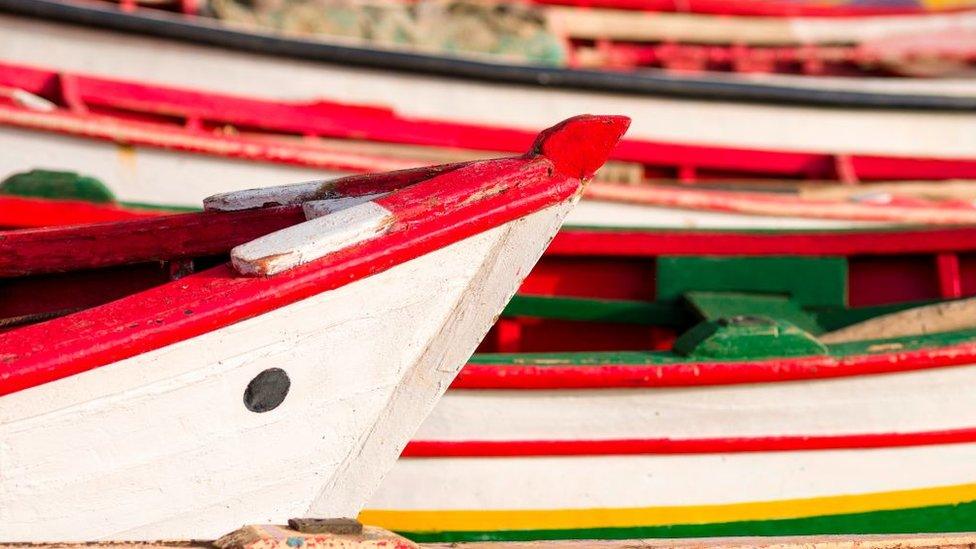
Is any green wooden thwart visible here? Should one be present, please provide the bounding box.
[683,291,824,334]
[657,256,849,308]
[672,316,827,360]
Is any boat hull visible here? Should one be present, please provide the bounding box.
[0,200,574,541]
[2,13,976,158]
[364,357,976,540]
[0,124,889,230]
[0,124,333,207]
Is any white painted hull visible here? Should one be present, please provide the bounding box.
[568,200,886,229]
[0,125,884,230]
[0,123,870,230]
[371,443,976,511]
[0,125,334,207]
[1,14,975,158]
[365,361,976,517]
[0,200,574,541]
[415,363,976,442]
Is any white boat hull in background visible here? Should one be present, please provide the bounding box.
[0,200,574,541]
[1,14,975,158]
[0,125,886,230]
[363,362,976,533]
[0,125,333,206]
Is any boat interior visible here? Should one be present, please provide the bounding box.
[0,205,308,334]
[4,204,976,357]
[477,249,976,355]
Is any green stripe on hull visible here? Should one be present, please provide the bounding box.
[397,500,976,543]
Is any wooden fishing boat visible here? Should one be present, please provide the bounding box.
[1,0,975,157]
[0,114,626,541]
[347,222,976,541]
[369,320,976,540]
[4,60,976,230]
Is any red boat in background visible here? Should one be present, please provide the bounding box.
[3,59,976,230]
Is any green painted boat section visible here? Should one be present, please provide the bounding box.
[683,291,823,334]
[503,295,691,327]
[657,256,848,308]
[0,169,200,213]
[396,499,976,542]
[672,316,827,360]
[503,294,935,337]
[0,170,115,203]
[470,320,976,366]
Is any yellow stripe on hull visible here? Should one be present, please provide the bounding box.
[922,0,976,9]
[360,482,976,533]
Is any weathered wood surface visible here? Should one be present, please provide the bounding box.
[5,16,976,160]
[821,296,976,343]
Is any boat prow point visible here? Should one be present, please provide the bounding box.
[531,115,630,180]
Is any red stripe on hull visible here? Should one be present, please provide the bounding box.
[453,342,976,389]
[549,227,976,257]
[403,427,976,457]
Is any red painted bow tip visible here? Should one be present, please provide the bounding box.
[532,115,631,180]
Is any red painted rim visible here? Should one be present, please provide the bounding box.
[549,226,976,256]
[2,60,976,182]
[453,341,976,389]
[403,427,976,457]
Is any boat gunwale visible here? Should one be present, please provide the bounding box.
[402,426,976,457]
[455,321,976,388]
[4,59,976,181]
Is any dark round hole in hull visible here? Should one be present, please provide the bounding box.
[244,368,291,413]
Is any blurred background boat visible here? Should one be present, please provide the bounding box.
[5,60,976,231]
[0,0,975,157]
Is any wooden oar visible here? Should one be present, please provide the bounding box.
[798,180,976,202]
[820,297,976,344]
